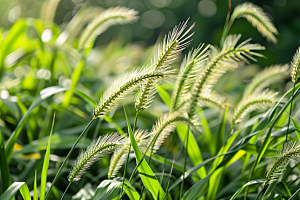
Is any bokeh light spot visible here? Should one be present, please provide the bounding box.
[0,90,9,99]
[150,0,171,8]
[8,6,21,23]
[198,0,217,18]
[41,29,52,42]
[141,9,165,29]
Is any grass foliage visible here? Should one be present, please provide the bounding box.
[2,1,300,200]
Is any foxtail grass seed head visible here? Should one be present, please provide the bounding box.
[244,64,289,96]
[171,44,210,111]
[93,66,164,117]
[68,133,124,182]
[197,89,224,112]
[232,90,277,125]
[231,2,278,43]
[188,34,264,118]
[135,19,195,112]
[108,129,148,178]
[291,47,300,83]
[265,141,300,185]
[79,7,138,51]
[148,111,199,154]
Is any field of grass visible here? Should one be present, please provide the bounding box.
[1,1,300,200]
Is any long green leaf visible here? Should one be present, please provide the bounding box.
[182,174,211,200]
[40,113,55,200]
[157,86,171,108]
[230,179,265,200]
[63,58,85,106]
[93,179,140,200]
[11,133,91,157]
[34,171,38,200]
[0,182,30,200]
[5,86,69,161]
[169,151,233,192]
[0,131,11,195]
[124,107,167,200]
[291,116,300,140]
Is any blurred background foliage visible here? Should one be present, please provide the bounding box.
[0,0,300,65]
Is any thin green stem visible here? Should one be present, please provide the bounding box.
[60,182,71,200]
[119,111,139,199]
[160,136,172,185]
[166,156,175,195]
[45,117,95,200]
[180,125,190,199]
[220,0,232,47]
[286,82,296,143]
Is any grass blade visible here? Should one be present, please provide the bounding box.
[40,113,56,200]
[62,58,85,107]
[157,86,171,108]
[0,131,11,195]
[182,174,211,200]
[5,86,68,161]
[291,116,300,140]
[0,182,30,200]
[123,107,168,200]
[230,179,265,200]
[33,171,38,200]
[93,179,140,200]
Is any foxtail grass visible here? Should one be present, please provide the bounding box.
[244,64,289,97]
[148,111,198,154]
[171,44,210,111]
[265,141,300,185]
[232,90,277,125]
[78,7,138,51]
[188,34,264,118]
[68,133,124,182]
[230,2,278,43]
[291,47,300,83]
[135,19,195,112]
[93,66,166,117]
[108,129,148,178]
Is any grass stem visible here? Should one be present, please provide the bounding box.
[45,117,95,200]
[60,182,71,200]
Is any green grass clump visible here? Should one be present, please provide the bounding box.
[2,1,300,200]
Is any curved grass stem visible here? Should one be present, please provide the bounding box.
[45,117,95,200]
[60,182,71,200]
[220,0,232,47]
